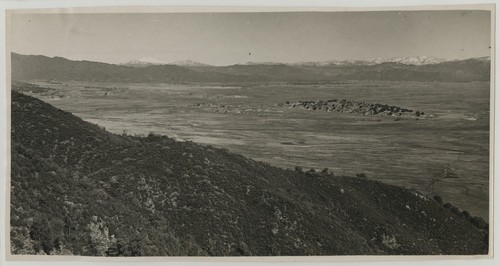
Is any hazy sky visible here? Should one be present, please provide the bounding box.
[9,10,491,65]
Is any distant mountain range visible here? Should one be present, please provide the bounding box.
[120,58,166,67]
[170,60,211,67]
[121,56,451,67]
[11,53,490,83]
[290,56,448,67]
[121,58,210,67]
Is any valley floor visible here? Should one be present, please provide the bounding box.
[16,80,490,219]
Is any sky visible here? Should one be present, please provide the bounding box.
[8,10,492,66]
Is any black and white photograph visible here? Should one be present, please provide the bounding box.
[2,3,494,260]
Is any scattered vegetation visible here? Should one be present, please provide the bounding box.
[279,99,426,119]
[433,195,444,205]
[356,173,368,178]
[11,81,60,96]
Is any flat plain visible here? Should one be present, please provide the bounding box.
[22,80,490,219]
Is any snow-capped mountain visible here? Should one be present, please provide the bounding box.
[291,56,447,67]
[121,58,166,67]
[291,60,378,67]
[385,56,447,65]
[242,61,287,66]
[170,60,211,67]
[121,58,211,67]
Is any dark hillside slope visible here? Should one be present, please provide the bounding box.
[10,91,488,256]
